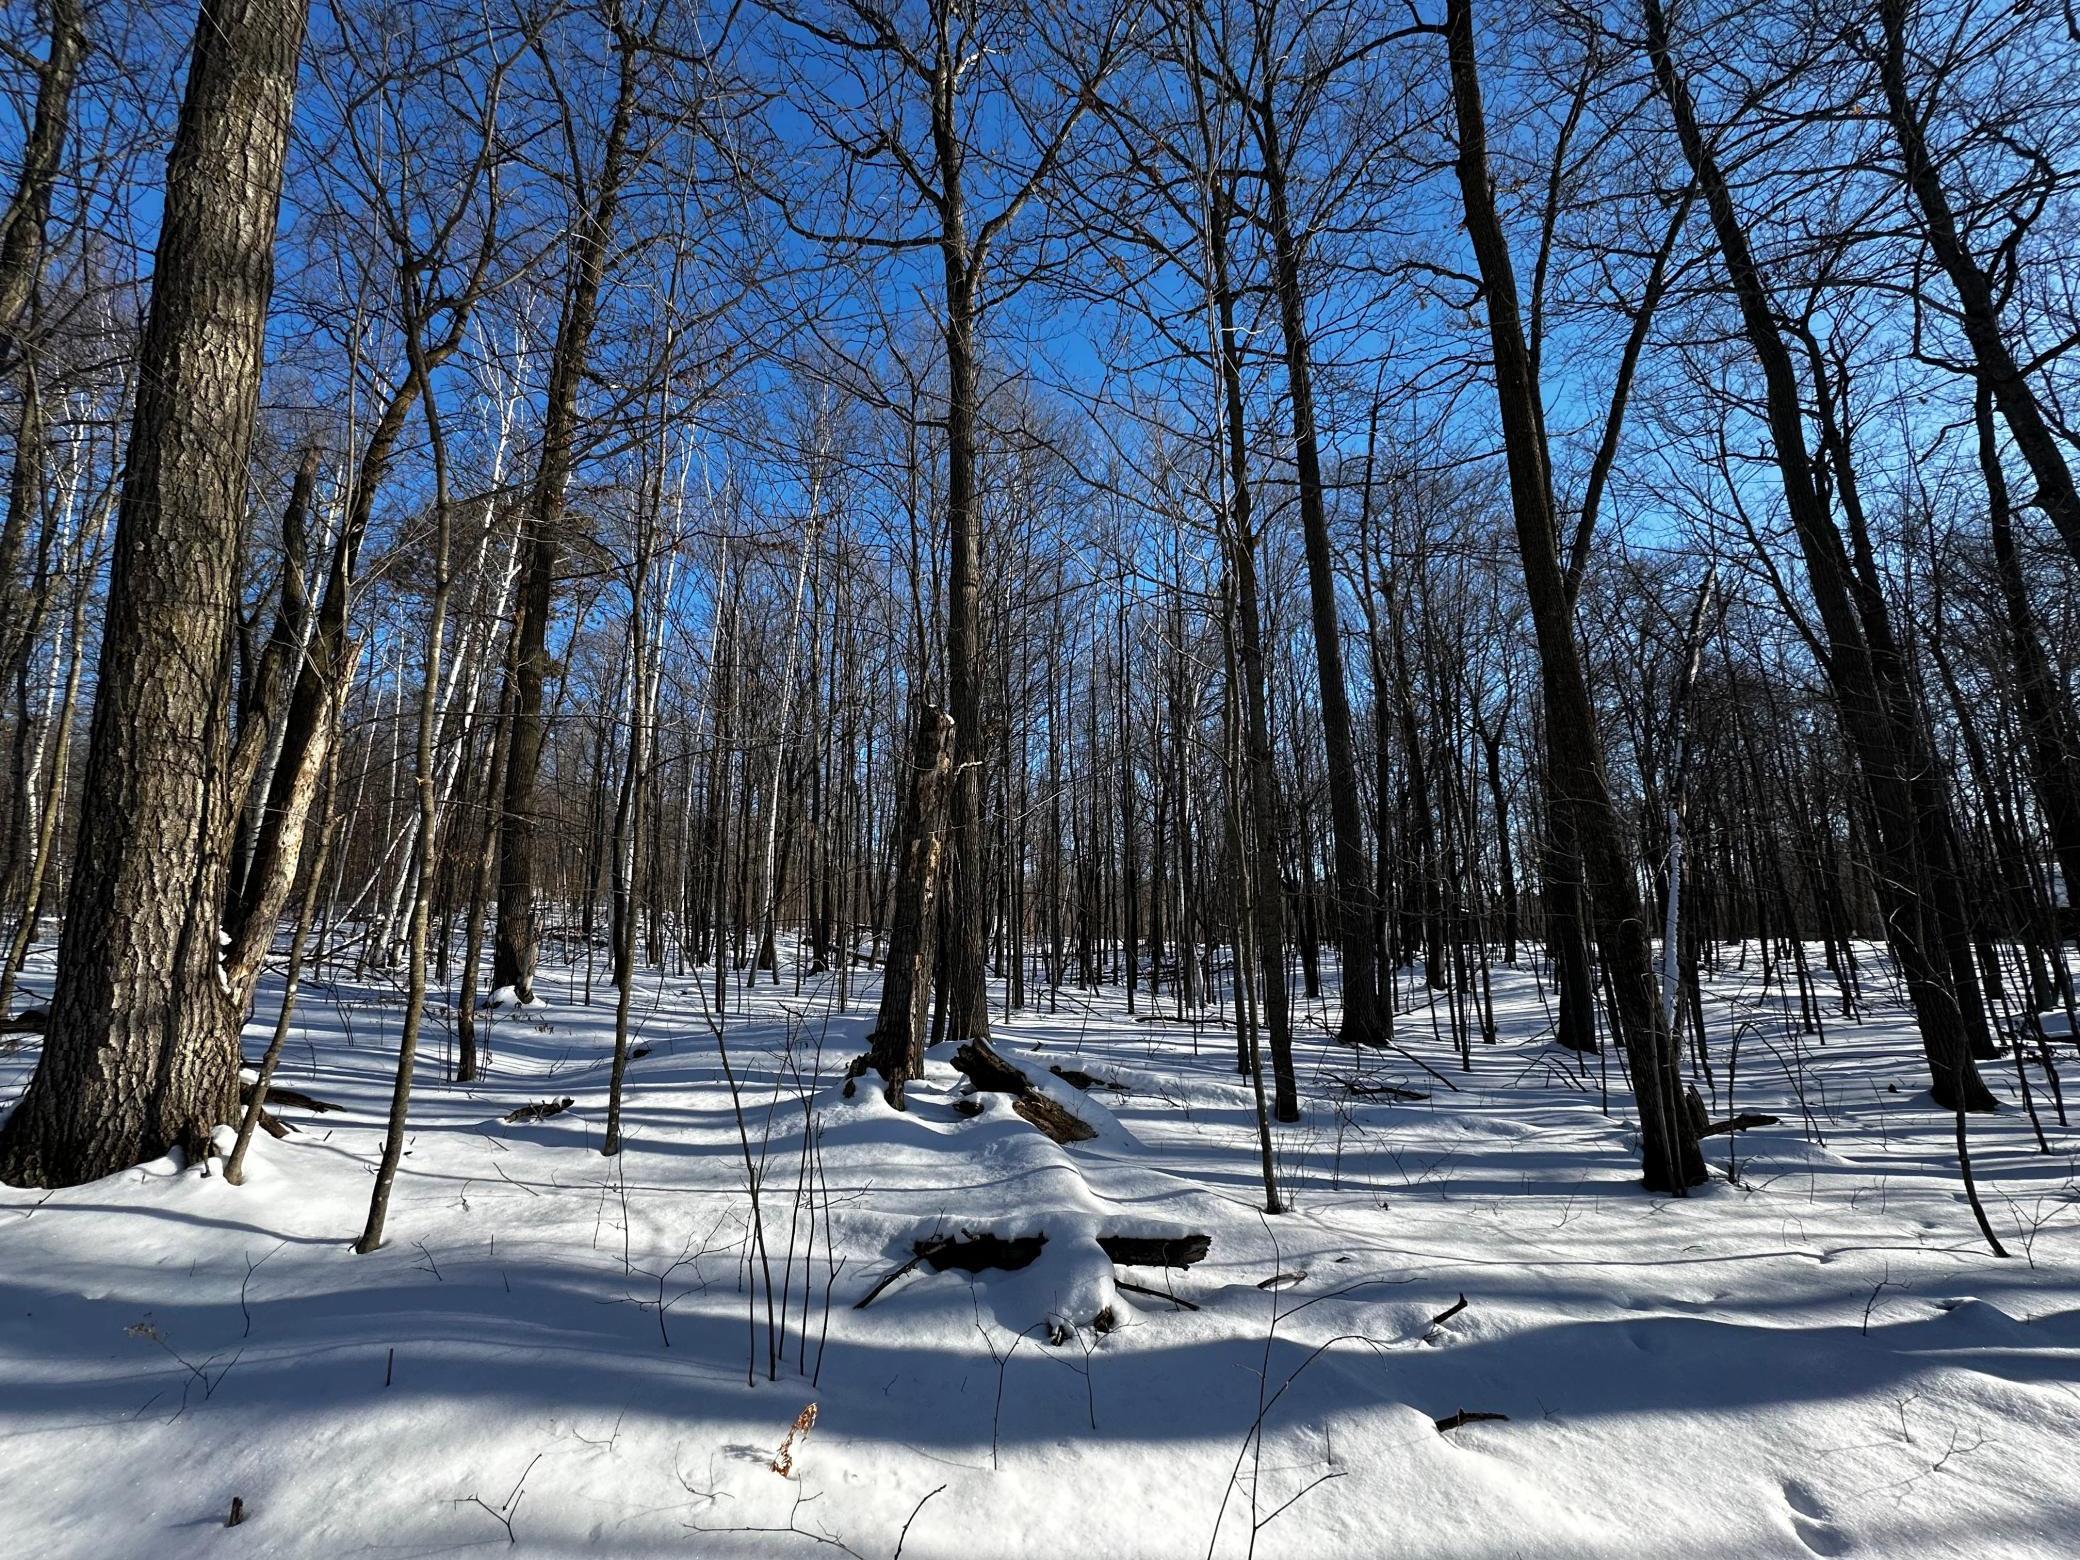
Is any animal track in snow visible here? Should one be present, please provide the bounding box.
[1783,1479,1850,1556]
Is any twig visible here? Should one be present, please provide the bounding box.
[454,1452,540,1545]
[892,1485,948,1560]
[240,1241,287,1339]
[853,1253,922,1311]
[1117,1277,1200,1310]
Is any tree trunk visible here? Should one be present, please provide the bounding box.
[1446,0,1704,1190]
[938,254,992,1044]
[493,18,638,1002]
[1211,204,1298,1123]
[1642,0,1995,1111]
[1256,97,1383,1044]
[0,0,83,369]
[1977,386,2080,926]
[0,0,309,1189]
[870,705,956,1103]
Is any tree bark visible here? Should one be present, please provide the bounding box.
[1256,94,1384,1044]
[1209,188,1298,1122]
[493,15,639,1001]
[1976,385,2080,926]
[0,0,310,1188]
[936,148,993,1046]
[870,705,956,1104]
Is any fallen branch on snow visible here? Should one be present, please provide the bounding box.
[1049,1063,1127,1093]
[1428,1294,1469,1327]
[1116,1278,1200,1310]
[502,1097,575,1125]
[238,1079,342,1114]
[1333,1076,1430,1102]
[1696,1112,1781,1138]
[852,1254,924,1310]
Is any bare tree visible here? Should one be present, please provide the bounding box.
[0,0,311,1187]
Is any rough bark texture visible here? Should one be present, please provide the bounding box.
[937,178,992,1048]
[1211,203,1299,1122]
[0,0,310,1189]
[870,706,956,1103]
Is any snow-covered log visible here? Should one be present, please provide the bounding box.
[950,1037,1098,1144]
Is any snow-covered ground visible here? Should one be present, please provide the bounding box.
[4,941,2079,1558]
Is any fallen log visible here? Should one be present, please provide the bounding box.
[503,1096,575,1125]
[950,1038,1097,1144]
[1697,1112,1781,1138]
[908,1229,1212,1275]
[1008,1094,1094,1142]
[238,1079,343,1114]
[1334,1076,1430,1103]
[1098,1233,1210,1268]
[949,1037,1033,1092]
[914,1230,1047,1272]
[1049,1063,1127,1093]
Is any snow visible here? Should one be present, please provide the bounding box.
[5,942,2080,1557]
[484,982,549,1011]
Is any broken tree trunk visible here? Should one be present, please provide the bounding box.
[950,1037,1097,1144]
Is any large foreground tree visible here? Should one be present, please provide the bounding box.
[0,0,311,1187]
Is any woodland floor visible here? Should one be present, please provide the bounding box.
[4,938,2080,1558]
